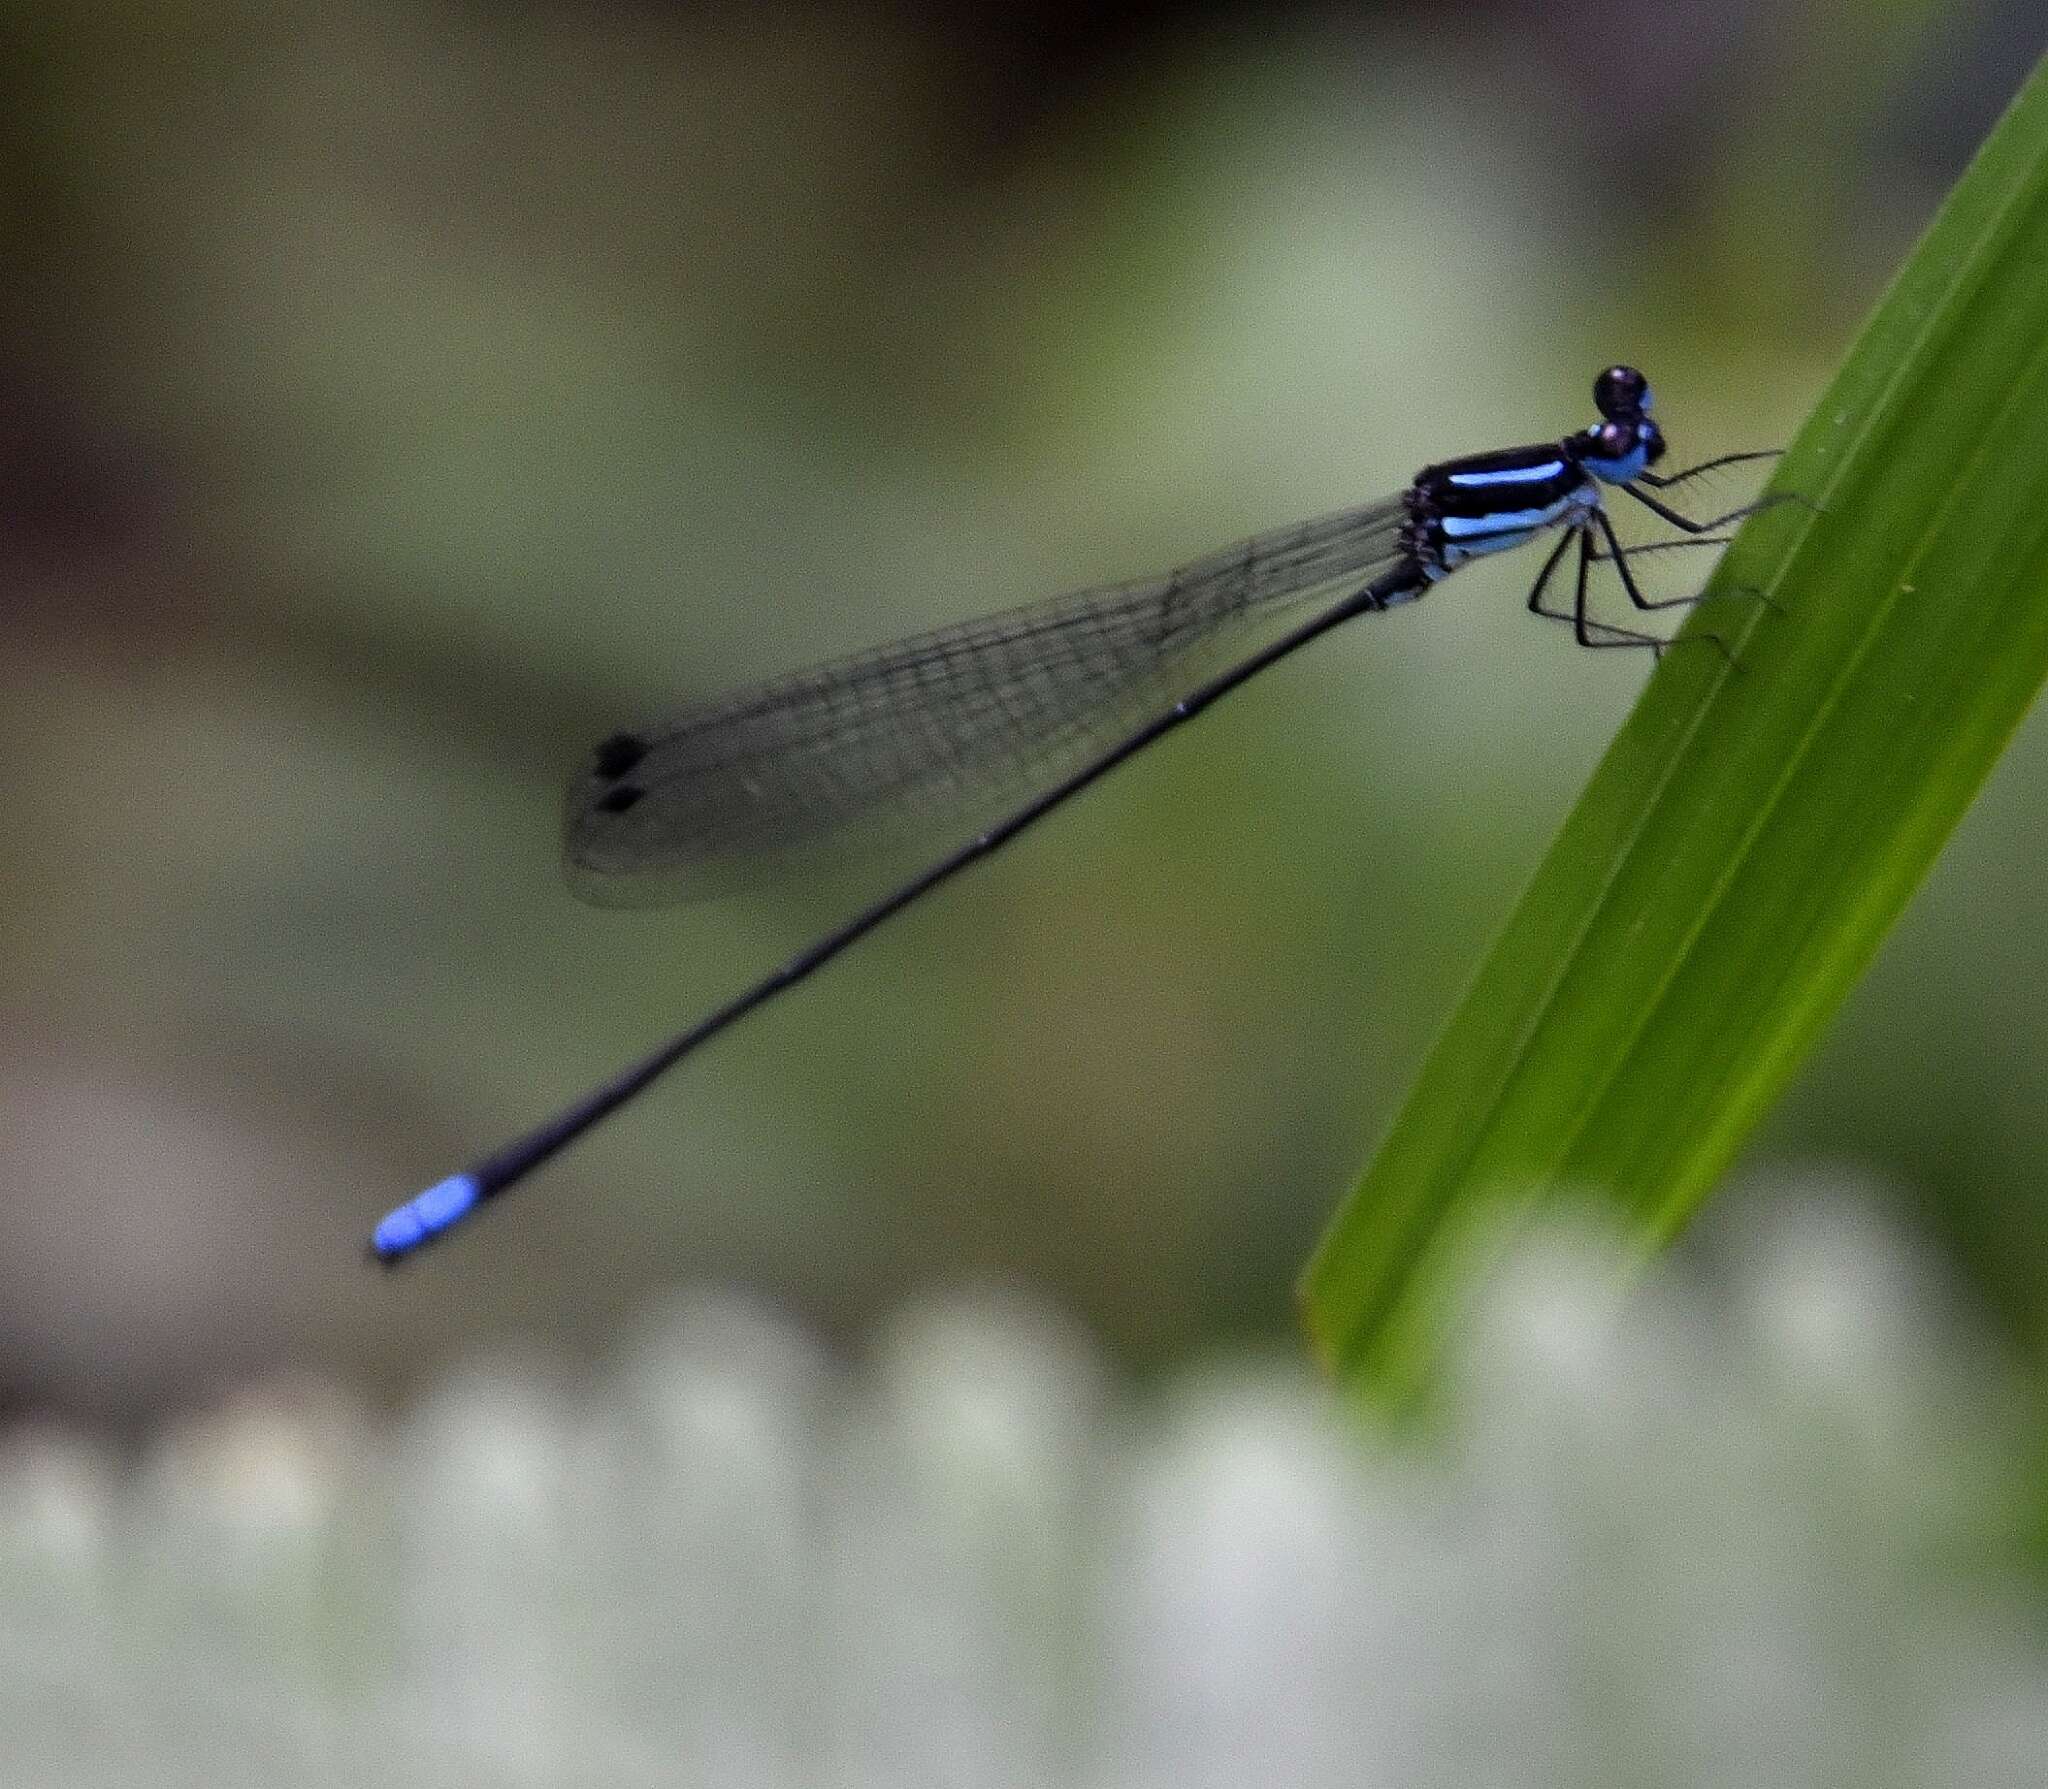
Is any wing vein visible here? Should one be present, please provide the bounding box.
[565,496,1410,902]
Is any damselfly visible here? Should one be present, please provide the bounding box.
[370,365,1774,1261]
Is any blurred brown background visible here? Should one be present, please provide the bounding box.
[0,0,2040,1421]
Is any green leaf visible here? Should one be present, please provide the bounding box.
[1301,56,2048,1403]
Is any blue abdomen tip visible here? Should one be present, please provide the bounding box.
[371,1173,481,1259]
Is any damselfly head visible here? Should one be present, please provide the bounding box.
[1593,364,1653,418]
[1572,362,1671,470]
[1574,413,1665,473]
[1577,366,1666,477]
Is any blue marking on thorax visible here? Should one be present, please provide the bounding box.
[1580,441,1650,485]
[372,1172,482,1258]
[1442,487,1582,541]
[1437,481,1599,569]
[1442,527,1537,564]
[1445,459,1565,489]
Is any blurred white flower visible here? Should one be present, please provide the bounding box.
[0,1184,2040,1787]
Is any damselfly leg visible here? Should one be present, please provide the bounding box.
[1521,523,1667,653]
[1635,447,1782,492]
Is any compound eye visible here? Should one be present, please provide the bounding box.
[1593,365,1649,417]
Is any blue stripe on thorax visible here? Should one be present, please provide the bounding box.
[1436,482,1598,568]
[1444,458,1565,489]
[1579,442,1650,484]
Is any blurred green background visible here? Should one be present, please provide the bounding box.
[1,0,2041,1420]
